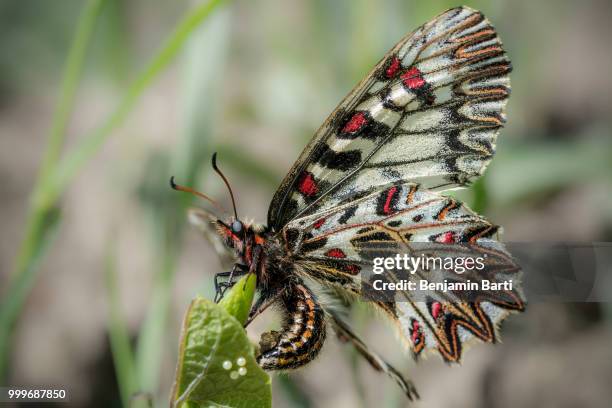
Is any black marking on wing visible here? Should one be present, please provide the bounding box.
[313,142,362,171]
[301,237,329,253]
[338,205,358,224]
[351,231,395,244]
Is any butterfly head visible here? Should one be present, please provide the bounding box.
[219,216,269,253]
[186,206,251,255]
[216,218,247,252]
[172,153,265,262]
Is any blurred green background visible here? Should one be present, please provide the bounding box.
[1,0,611,407]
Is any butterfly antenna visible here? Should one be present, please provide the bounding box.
[211,152,239,220]
[169,177,224,214]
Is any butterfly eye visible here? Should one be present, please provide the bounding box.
[231,220,243,234]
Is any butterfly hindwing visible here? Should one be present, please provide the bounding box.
[268,6,511,230]
[282,182,524,361]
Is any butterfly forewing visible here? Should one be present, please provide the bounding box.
[268,7,511,230]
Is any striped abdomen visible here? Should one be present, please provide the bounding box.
[257,282,326,370]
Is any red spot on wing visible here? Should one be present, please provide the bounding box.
[298,171,318,196]
[385,56,401,78]
[343,264,361,275]
[313,218,326,229]
[437,231,456,244]
[401,67,426,89]
[411,319,422,344]
[383,186,398,215]
[432,302,442,319]
[342,112,367,134]
[325,248,346,259]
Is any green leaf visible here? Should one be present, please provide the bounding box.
[218,274,257,326]
[172,297,271,408]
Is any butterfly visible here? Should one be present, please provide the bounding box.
[172,6,524,400]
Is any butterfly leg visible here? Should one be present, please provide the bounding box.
[244,290,283,328]
[328,309,419,400]
[257,281,326,370]
[214,263,248,302]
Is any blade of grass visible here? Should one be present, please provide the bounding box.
[5,0,227,384]
[135,237,177,395]
[40,0,108,187]
[41,0,226,210]
[1,0,106,380]
[135,6,231,397]
[105,241,139,407]
[98,0,131,83]
[12,0,106,287]
[0,208,62,377]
